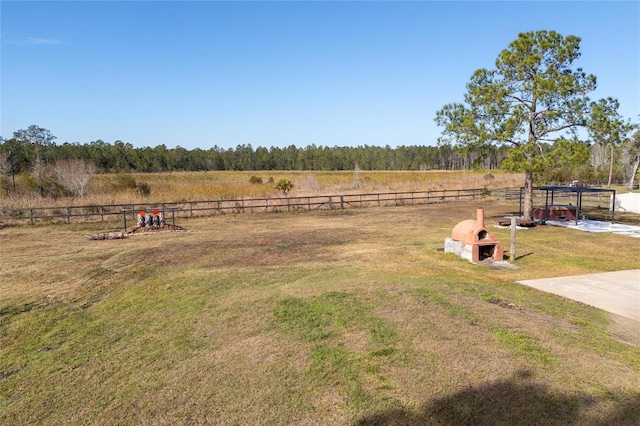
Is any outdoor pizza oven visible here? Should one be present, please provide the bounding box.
[444,207,504,263]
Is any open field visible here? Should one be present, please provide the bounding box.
[1,199,640,424]
[1,170,523,209]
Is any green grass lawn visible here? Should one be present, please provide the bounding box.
[1,200,639,424]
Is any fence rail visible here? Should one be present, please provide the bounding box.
[491,188,522,202]
[0,188,487,225]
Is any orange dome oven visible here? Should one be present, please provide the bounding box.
[444,207,503,263]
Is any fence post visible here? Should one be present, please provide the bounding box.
[30,209,34,225]
[67,207,71,224]
[340,196,344,209]
[510,217,517,262]
[519,188,523,218]
[101,206,104,222]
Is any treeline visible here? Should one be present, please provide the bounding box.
[0,132,507,174]
[2,125,635,199]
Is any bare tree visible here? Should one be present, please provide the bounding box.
[0,148,19,193]
[622,129,640,190]
[13,125,56,196]
[590,144,608,170]
[0,151,11,182]
[53,159,96,197]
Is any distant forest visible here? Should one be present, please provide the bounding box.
[2,125,626,190]
[1,134,508,174]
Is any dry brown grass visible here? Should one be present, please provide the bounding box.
[1,170,524,209]
[1,199,639,424]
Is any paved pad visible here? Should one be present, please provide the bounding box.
[546,219,640,238]
[517,270,640,321]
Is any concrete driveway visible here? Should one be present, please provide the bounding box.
[517,270,640,322]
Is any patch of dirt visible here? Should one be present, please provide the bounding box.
[480,260,520,270]
[85,225,187,240]
[85,232,127,240]
[488,299,520,310]
[126,225,187,235]
[158,228,359,268]
[608,314,640,347]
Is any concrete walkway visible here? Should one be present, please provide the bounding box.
[517,270,640,321]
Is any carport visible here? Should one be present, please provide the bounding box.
[517,186,617,225]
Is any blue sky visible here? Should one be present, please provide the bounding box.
[1,1,638,150]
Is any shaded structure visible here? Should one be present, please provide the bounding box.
[518,186,617,225]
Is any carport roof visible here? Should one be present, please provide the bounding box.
[533,185,616,194]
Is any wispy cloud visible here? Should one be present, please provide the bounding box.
[8,37,65,46]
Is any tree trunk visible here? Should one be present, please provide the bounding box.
[523,170,534,220]
[607,144,614,188]
[525,104,537,221]
[628,155,640,190]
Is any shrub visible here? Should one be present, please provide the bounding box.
[114,174,137,191]
[249,175,263,184]
[23,173,38,192]
[136,181,151,196]
[275,179,293,195]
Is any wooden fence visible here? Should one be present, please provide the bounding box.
[0,188,487,226]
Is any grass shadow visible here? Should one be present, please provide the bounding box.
[355,370,640,425]
[502,252,534,261]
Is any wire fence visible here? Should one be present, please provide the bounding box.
[0,188,488,226]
